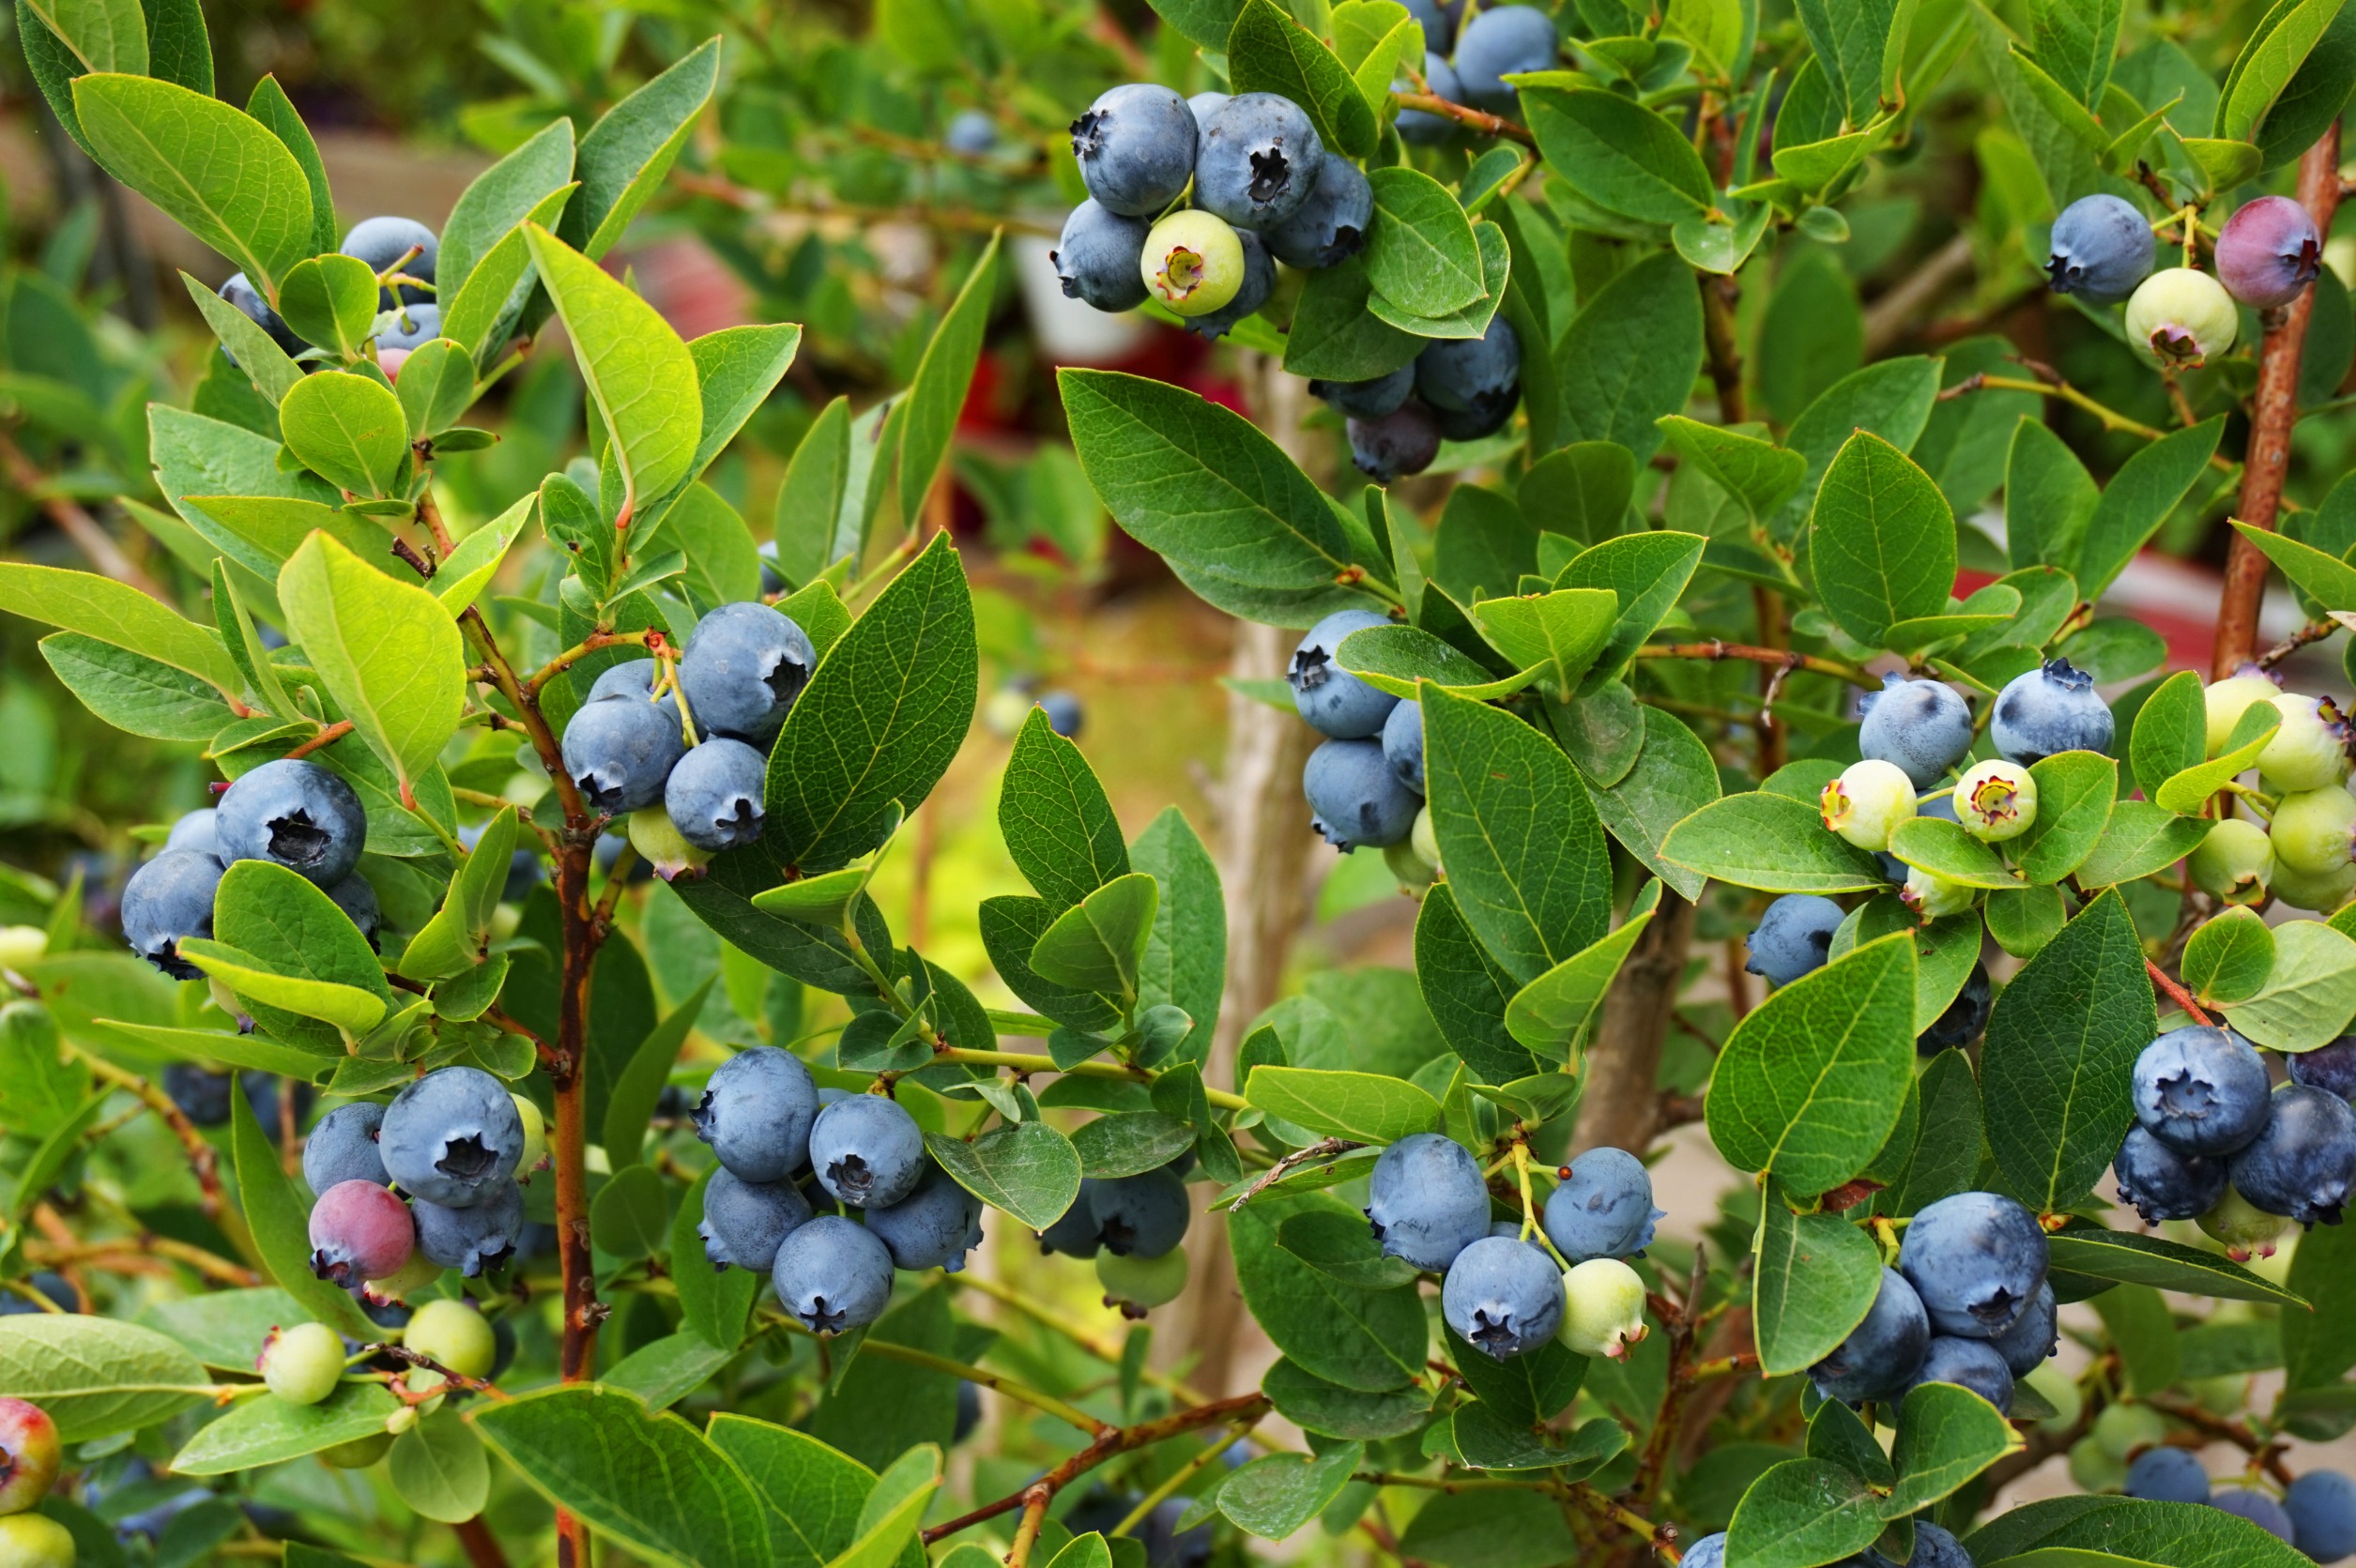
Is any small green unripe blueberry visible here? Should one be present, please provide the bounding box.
[1555,1257,1648,1360]
[2206,670,2282,756]
[2068,1434,2129,1493]
[512,1093,548,1180]
[1410,805,1440,872]
[628,807,712,882]
[1954,760,2038,844]
[0,1399,60,1515]
[1141,211,1245,317]
[2257,694,2352,793]
[2124,267,2239,367]
[2189,817,2273,905]
[0,927,46,969]
[405,1299,497,1381]
[259,1321,346,1407]
[1821,759,1917,851]
[0,1513,74,1566]
[1384,838,1435,891]
[1901,865,1977,921]
[2091,1401,2166,1462]
[2269,788,2355,876]
[367,1249,445,1305]
[1097,1244,1189,1317]
[318,1428,395,1469]
[2197,1184,2290,1260]
[2270,855,2356,914]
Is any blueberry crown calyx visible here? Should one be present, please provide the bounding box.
[2039,656,2093,692]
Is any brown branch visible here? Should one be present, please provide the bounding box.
[1228,1137,1367,1212]
[2258,618,2337,669]
[2150,1395,2295,1487]
[362,1342,513,1402]
[1635,641,1874,687]
[1861,234,1978,357]
[1699,274,1746,424]
[2217,123,2344,678]
[2147,959,2213,1027]
[283,721,354,762]
[0,429,170,601]
[1389,92,1535,145]
[453,1518,511,1568]
[29,1234,258,1287]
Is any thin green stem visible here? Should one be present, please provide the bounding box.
[934,1046,1249,1110]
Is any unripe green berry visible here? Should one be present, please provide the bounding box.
[2124,266,2239,367]
[405,1299,497,1381]
[1410,805,1440,872]
[2091,1401,2166,1462]
[1141,211,1245,317]
[1954,760,2037,844]
[513,1093,548,1180]
[2206,670,2282,757]
[2188,817,2273,905]
[2271,787,2356,876]
[0,1512,74,1566]
[1097,1244,1188,1317]
[0,927,47,969]
[1820,759,1917,851]
[2270,855,2356,914]
[367,1249,445,1305]
[1555,1257,1648,1360]
[0,1399,60,1515]
[1384,838,1435,891]
[629,807,712,882]
[318,1428,395,1469]
[260,1321,345,1407]
[2257,694,2352,793]
[2197,1184,2289,1260]
[2068,1434,2129,1493]
[1901,865,1977,921]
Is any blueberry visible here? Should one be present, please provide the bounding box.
[218,758,368,887]
[165,809,220,857]
[1989,1280,2058,1378]
[407,1297,498,1379]
[341,216,437,306]
[2124,1446,2210,1504]
[1810,1267,1930,1402]
[1430,392,1519,444]
[2045,194,2156,305]
[327,872,383,950]
[693,1046,819,1183]
[2211,1487,2297,1544]
[757,540,787,596]
[2132,1026,2272,1156]
[1444,1234,1565,1357]
[945,110,997,155]
[866,1164,987,1271]
[1348,403,1443,481]
[596,827,656,883]
[2272,785,2356,876]
[1070,84,1198,217]
[1264,153,1373,268]
[1907,1334,2013,1411]
[809,1094,927,1208]
[0,1514,73,1566]
[2294,1037,2356,1101]
[1181,227,1274,343]
[455,822,540,904]
[1396,53,1462,143]
[1919,962,1993,1054]
[1054,201,1153,312]
[680,601,818,743]
[242,1073,314,1141]
[1859,675,1976,788]
[1897,1191,2048,1340]
[163,1063,235,1125]
[1195,93,1325,230]
[259,1319,347,1406]
[218,270,309,362]
[1991,658,2112,766]
[2218,194,2322,310]
[1744,894,1844,987]
[304,1101,389,1193]
[1039,1180,1105,1256]
[2256,693,2351,793]
[1037,691,1084,738]
[954,1379,982,1443]
[1382,697,1426,791]
[1861,1522,1971,1568]
[560,696,687,815]
[1139,1497,1215,1568]
[2198,1183,2291,1259]
[2125,267,2240,369]
[698,1165,814,1271]
[1403,0,1456,53]
[378,302,441,352]
[1306,738,1422,850]
[1681,1537,1727,1568]
[308,1178,416,1286]
[1368,1133,1491,1271]
[1451,5,1554,113]
[1290,609,1400,738]
[379,1067,526,1209]
[586,658,680,712]
[1415,318,1520,431]
[2114,1123,2228,1222]
[2230,1083,2356,1224]
[773,1213,895,1334]
[2287,1470,2356,1562]
[1186,91,1231,125]
[1542,1147,1662,1263]
[1310,367,1416,420]
[413,1180,523,1275]
[0,1271,74,1315]
[665,738,768,852]
[1089,1166,1190,1257]
[2191,816,2276,906]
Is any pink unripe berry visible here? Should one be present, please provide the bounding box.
[309,1179,416,1286]
[2217,194,2322,309]
[377,347,411,380]
[0,1397,61,1515]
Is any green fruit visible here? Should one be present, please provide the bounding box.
[2197,1185,2290,1260]
[2069,1434,2129,1493]
[2125,266,2238,367]
[260,1321,345,1407]
[513,1093,548,1179]
[1955,760,2037,845]
[2092,1402,2166,1462]
[1096,1244,1188,1313]
[1820,759,1917,852]
[1141,211,1245,317]
[405,1299,497,1380]
[2205,672,2282,756]
[0,1512,74,1566]
[2188,818,2273,906]
[317,1429,395,1469]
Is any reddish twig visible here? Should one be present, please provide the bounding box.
[283,721,353,762]
[1389,92,1535,145]
[1635,641,1874,687]
[2147,959,2213,1026]
[453,1518,512,1568]
[2258,619,2337,669]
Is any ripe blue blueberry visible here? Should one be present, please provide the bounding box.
[1054,201,1153,312]
[379,1067,526,1209]
[586,658,680,713]
[327,872,382,951]
[455,823,540,904]
[218,270,309,360]
[561,695,687,815]
[693,1046,819,1183]
[121,848,223,979]
[681,601,818,743]
[165,809,218,858]
[1195,93,1325,230]
[341,216,437,305]
[1090,1166,1190,1257]
[1140,1497,1215,1568]
[1368,1133,1491,1271]
[377,302,442,352]
[2292,1036,2356,1101]
[698,1165,814,1271]
[773,1214,895,1334]
[412,1180,523,1275]
[1415,318,1520,431]
[1810,1267,1930,1402]
[810,1094,927,1208]
[164,1063,235,1125]
[1744,894,1844,987]
[1396,53,1462,143]
[1861,1522,1971,1568]
[1403,0,1456,53]
[1859,675,1976,788]
[0,1271,74,1315]
[1263,153,1373,269]
[2114,1123,2228,1222]
[2045,193,2157,305]
[303,1102,389,1194]
[1991,658,2113,766]
[1310,367,1415,420]
[954,1378,981,1444]
[1037,692,1084,738]
[217,758,368,887]
[1919,962,1992,1053]
[2230,1083,2356,1225]
[2124,1446,2210,1504]
[2287,1469,2356,1562]
[1186,91,1230,125]
[1291,609,1399,738]
[1383,698,1425,791]
[1542,1147,1662,1263]
[2211,1487,2297,1543]
[757,540,786,596]
[665,738,768,852]
[1451,5,1555,113]
[1070,84,1198,218]
[2218,194,2323,310]
[1430,391,1518,443]
[1307,738,1422,851]
[1989,1280,2058,1378]
[945,110,997,156]
[1906,1334,2013,1412]
[1442,1234,1565,1358]
[2132,1026,2272,1156]
[1348,404,1443,481]
[1680,1537,1726,1568]
[866,1164,987,1271]
[1039,1180,1105,1256]
[1897,1191,2049,1339]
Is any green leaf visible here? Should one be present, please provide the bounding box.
[1662,790,1888,893]
[1337,624,1530,701]
[2129,670,2206,801]
[390,1410,494,1523]
[278,254,383,364]
[979,894,1124,1031]
[2155,700,2281,814]
[1520,442,1639,543]
[1001,707,1129,912]
[1589,710,1721,901]
[1504,887,1661,1061]
[0,560,237,696]
[2215,0,2348,141]
[1886,1380,2019,1512]
[213,857,393,1046]
[23,0,144,73]
[1246,1067,1443,1143]
[1981,890,2152,1212]
[0,1313,211,1442]
[672,1166,758,1349]
[1967,1494,2314,1568]
[173,1382,399,1475]
[2184,908,2276,1007]
[1773,357,1944,542]
[2045,1222,2303,1305]
[395,339,477,441]
[1656,417,1805,525]
[1880,1047,1985,1217]
[1754,1199,1882,1376]
[1131,808,1225,1067]
[570,38,723,259]
[439,181,578,363]
[925,1123,1082,1230]
[1809,431,1958,647]
[2074,418,2224,598]
[1466,589,1616,700]
[2284,1219,2356,1388]
[1265,1357,1433,1439]
[1030,872,1159,997]
[1557,530,1706,692]
[2006,752,2118,885]
[229,1076,376,1338]
[1231,1192,1427,1391]
[1146,0,1246,48]
[1360,166,1486,318]
[1725,1457,1889,1568]
[765,531,976,873]
[2073,801,2212,888]
[705,1415,898,1568]
[895,236,998,531]
[593,1163,672,1260]
[1072,1112,1198,1179]
[281,529,466,811]
[400,806,519,982]
[70,72,311,294]
[1415,883,1539,1084]
[278,370,408,497]
[1228,0,1379,158]
[38,631,236,742]
[1285,258,1425,382]
[2219,918,2356,1051]
[434,493,534,615]
[1220,1443,1365,1539]
[182,268,302,405]
[604,979,711,1167]
[1553,251,1705,464]
[2231,518,2356,612]
[440,115,575,301]
[1520,84,1713,222]
[0,1004,88,1141]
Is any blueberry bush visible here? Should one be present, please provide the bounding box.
[6,0,2356,1566]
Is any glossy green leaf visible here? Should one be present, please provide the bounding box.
[1754,1198,1881,1376]
[925,1122,1083,1230]
[2219,918,2356,1051]
[278,370,407,497]
[1229,0,1379,157]
[1662,790,1888,893]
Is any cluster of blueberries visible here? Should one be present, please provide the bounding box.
[1681,1525,1975,1568]
[0,1397,68,1565]
[254,1296,500,1420]
[219,214,444,367]
[2121,1442,2356,1560]
[1285,609,1432,860]
[1035,1160,1198,1316]
[2186,667,2356,912]
[2045,190,2324,368]
[1365,1133,1661,1362]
